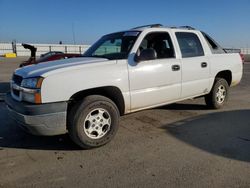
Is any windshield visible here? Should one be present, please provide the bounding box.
[83,31,140,60]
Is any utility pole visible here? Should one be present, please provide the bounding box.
[72,22,76,45]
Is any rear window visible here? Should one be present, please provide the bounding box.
[176,32,204,58]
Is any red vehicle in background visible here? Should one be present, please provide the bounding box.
[19,44,82,67]
[240,53,245,63]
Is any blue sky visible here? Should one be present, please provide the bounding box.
[0,0,249,47]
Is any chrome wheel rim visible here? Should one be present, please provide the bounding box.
[83,108,111,139]
[216,85,226,104]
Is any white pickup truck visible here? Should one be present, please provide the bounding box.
[6,24,243,148]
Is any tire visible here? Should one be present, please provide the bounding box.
[68,95,120,149]
[205,78,229,109]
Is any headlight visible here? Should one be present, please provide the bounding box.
[20,77,44,103]
[21,77,44,89]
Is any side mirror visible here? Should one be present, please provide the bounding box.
[134,48,157,62]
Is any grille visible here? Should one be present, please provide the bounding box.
[12,74,23,86]
[13,89,20,96]
[12,74,23,98]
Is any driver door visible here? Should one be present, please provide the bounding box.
[128,32,181,111]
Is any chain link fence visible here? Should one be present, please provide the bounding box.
[240,48,250,55]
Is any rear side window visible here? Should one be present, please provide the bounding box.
[202,32,225,54]
[176,32,204,58]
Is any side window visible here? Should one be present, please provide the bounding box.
[176,32,204,58]
[138,32,175,59]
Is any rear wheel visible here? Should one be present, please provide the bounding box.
[205,78,229,109]
[68,95,120,149]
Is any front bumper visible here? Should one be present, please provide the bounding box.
[5,93,68,136]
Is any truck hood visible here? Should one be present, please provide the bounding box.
[15,57,110,78]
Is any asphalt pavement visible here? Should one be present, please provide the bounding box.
[0,58,250,187]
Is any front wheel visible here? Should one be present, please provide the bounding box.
[205,78,229,109]
[68,95,120,149]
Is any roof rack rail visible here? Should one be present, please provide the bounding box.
[132,24,163,30]
[179,26,196,30]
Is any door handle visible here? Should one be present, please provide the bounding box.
[201,62,207,68]
[172,65,180,71]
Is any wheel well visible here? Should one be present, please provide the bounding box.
[215,70,232,86]
[68,86,125,115]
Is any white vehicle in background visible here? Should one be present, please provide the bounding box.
[6,24,243,149]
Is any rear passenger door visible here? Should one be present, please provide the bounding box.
[175,32,210,98]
